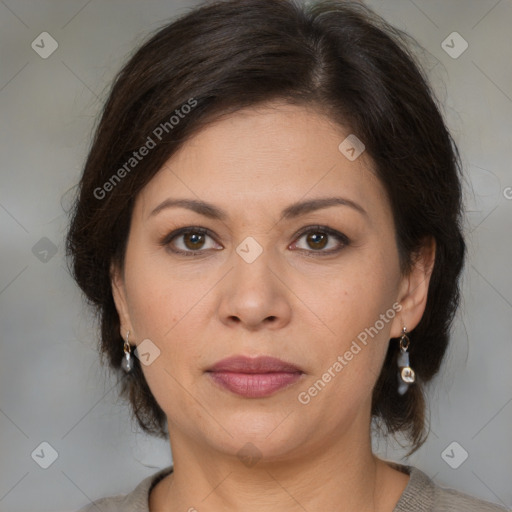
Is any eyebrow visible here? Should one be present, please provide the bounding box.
[149,196,367,221]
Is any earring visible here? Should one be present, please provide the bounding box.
[397,326,415,395]
[122,330,133,373]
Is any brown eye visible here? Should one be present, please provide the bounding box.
[161,227,221,255]
[183,232,206,250]
[305,232,328,250]
[291,226,350,255]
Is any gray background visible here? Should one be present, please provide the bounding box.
[0,0,511,511]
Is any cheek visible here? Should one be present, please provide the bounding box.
[303,246,400,369]
[122,244,209,395]
[123,242,197,337]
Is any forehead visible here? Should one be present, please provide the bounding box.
[135,101,388,223]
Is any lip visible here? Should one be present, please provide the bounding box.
[206,356,304,398]
[207,355,303,373]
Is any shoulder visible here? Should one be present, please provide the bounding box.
[75,466,174,512]
[392,463,509,512]
[433,484,510,512]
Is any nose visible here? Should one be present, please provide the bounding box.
[216,247,292,331]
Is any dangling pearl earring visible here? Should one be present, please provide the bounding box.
[397,326,415,395]
[122,330,133,373]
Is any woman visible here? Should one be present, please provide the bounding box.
[66,0,509,511]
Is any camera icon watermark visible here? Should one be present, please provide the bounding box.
[32,237,58,263]
[31,32,58,59]
[503,187,512,200]
[31,441,58,469]
[441,32,468,59]
[236,442,262,468]
[236,237,263,263]
[134,339,161,366]
[338,134,365,161]
[441,441,468,469]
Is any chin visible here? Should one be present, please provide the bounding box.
[205,415,312,463]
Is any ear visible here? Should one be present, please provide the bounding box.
[110,261,134,340]
[390,236,436,338]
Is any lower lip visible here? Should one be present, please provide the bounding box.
[207,371,303,398]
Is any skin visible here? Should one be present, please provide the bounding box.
[111,100,435,512]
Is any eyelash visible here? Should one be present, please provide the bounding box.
[159,225,351,257]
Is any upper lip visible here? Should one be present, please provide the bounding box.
[207,355,303,374]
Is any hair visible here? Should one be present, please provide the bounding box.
[65,0,465,456]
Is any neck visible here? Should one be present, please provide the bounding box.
[150,417,405,512]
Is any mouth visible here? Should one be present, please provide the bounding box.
[206,355,305,398]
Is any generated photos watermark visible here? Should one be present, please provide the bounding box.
[93,97,198,200]
[297,301,402,404]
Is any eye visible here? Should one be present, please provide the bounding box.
[160,227,222,256]
[290,225,350,255]
[160,225,350,257]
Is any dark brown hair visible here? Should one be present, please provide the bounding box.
[66,0,465,456]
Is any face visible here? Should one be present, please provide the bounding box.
[112,101,432,463]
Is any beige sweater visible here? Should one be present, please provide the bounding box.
[77,463,510,511]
